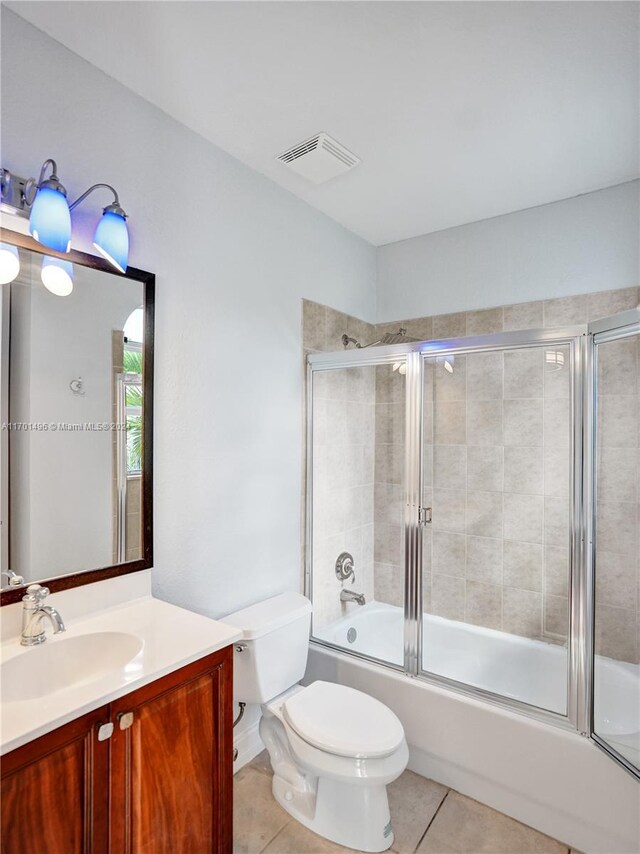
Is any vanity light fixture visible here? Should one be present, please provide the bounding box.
[25,159,72,253]
[69,184,129,273]
[41,256,74,297]
[0,160,130,273]
[0,242,20,284]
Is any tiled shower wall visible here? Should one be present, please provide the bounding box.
[594,334,640,664]
[304,302,376,628]
[373,364,407,607]
[419,344,572,646]
[304,287,639,663]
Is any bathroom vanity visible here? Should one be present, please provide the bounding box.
[0,580,241,854]
[2,648,232,853]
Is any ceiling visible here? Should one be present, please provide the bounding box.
[7,1,639,246]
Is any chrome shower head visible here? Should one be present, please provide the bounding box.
[342,327,421,349]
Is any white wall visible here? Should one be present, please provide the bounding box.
[377,181,640,321]
[0,9,376,615]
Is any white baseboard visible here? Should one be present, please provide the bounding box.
[233,718,264,773]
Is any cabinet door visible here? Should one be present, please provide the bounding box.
[110,647,233,854]
[1,705,110,854]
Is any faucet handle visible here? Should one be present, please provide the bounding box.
[335,552,355,582]
[1,569,24,587]
[24,584,50,603]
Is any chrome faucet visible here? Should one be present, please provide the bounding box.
[1,569,24,587]
[21,584,65,646]
[340,589,366,606]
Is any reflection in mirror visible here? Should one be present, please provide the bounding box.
[1,246,147,586]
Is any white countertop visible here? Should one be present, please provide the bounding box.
[0,595,241,754]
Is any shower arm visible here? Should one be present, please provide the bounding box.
[342,334,363,349]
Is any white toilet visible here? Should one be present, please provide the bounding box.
[225,592,408,853]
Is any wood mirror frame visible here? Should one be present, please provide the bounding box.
[0,228,155,605]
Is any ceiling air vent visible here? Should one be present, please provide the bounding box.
[276,133,360,184]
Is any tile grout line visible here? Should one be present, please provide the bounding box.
[411,789,450,854]
[257,815,295,854]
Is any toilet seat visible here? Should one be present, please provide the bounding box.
[283,680,405,759]
[279,714,410,786]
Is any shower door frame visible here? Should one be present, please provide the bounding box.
[586,307,640,780]
[306,346,416,675]
[306,325,590,733]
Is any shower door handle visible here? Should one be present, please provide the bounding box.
[418,507,432,526]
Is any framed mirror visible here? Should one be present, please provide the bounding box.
[0,228,154,604]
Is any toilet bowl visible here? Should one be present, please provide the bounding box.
[225,593,408,852]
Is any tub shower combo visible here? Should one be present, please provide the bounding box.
[306,309,640,781]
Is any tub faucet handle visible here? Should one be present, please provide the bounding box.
[335,552,355,582]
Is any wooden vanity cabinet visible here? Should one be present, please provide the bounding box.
[1,645,233,854]
[1,703,111,854]
[110,647,234,854]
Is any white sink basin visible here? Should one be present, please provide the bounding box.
[1,632,143,703]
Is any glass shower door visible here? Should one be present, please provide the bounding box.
[308,358,407,668]
[590,309,640,779]
[420,338,575,716]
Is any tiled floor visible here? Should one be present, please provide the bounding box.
[234,752,580,854]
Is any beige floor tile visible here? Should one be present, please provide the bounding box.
[233,767,291,854]
[416,792,567,854]
[388,770,448,853]
[248,748,274,777]
[262,819,357,853]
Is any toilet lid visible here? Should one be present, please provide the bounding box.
[283,681,405,759]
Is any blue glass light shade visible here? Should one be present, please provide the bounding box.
[29,187,72,253]
[0,243,20,284]
[93,209,129,273]
[41,256,74,296]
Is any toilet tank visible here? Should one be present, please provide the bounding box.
[224,592,312,704]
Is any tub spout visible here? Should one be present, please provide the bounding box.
[340,589,366,606]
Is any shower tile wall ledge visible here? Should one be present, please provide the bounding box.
[303,285,640,665]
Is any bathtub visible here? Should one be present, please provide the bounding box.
[307,600,640,853]
[314,601,639,756]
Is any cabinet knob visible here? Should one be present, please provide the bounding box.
[118,711,134,730]
[97,722,114,741]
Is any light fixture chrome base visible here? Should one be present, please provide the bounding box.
[0,169,30,217]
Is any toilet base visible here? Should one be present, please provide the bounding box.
[272,773,394,853]
[259,710,396,852]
